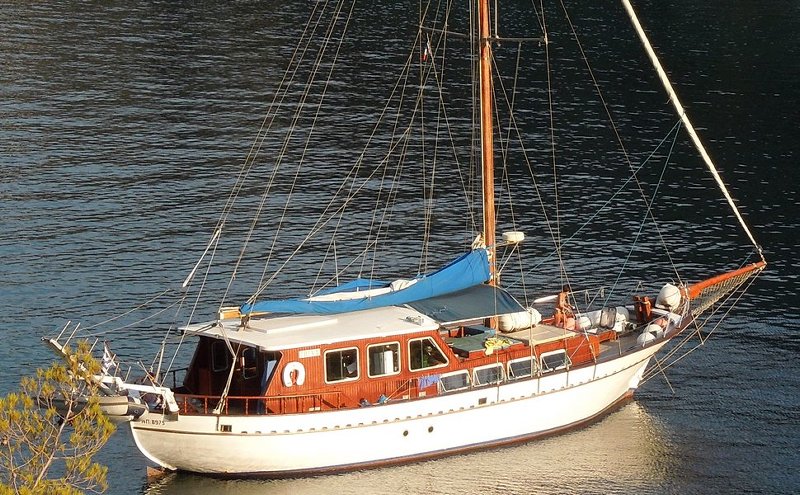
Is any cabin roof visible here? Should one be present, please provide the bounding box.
[181,305,439,351]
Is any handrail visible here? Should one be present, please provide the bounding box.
[174,391,345,416]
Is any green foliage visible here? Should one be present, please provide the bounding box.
[0,341,116,494]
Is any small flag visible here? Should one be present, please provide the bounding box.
[422,36,433,62]
[101,341,118,375]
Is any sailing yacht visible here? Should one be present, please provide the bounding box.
[51,0,764,475]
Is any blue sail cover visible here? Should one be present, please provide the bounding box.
[240,248,490,315]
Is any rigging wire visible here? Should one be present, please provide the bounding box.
[218,0,418,301]
[212,0,333,306]
[79,287,175,332]
[556,0,684,289]
[321,41,415,290]
[212,0,329,272]
[602,119,684,307]
[621,0,764,260]
[504,118,685,291]
[250,1,482,301]
[80,298,181,339]
[542,1,571,295]
[250,0,357,302]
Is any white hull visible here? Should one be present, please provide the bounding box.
[129,341,665,475]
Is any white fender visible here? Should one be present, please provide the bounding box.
[656,283,681,310]
[282,361,306,387]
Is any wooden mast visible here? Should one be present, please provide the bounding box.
[478,0,496,285]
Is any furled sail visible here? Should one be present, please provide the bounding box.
[240,248,491,315]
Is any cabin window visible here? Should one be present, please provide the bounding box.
[408,337,448,371]
[508,357,535,379]
[241,347,258,379]
[540,350,570,373]
[473,363,504,386]
[211,341,231,372]
[367,342,400,377]
[439,370,470,393]
[325,347,359,383]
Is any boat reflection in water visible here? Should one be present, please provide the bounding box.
[143,402,674,495]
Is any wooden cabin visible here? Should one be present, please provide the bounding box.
[174,302,618,417]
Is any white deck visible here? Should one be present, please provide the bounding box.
[181,305,439,351]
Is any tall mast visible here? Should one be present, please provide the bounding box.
[478,0,496,285]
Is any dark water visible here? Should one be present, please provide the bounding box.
[2,1,798,493]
